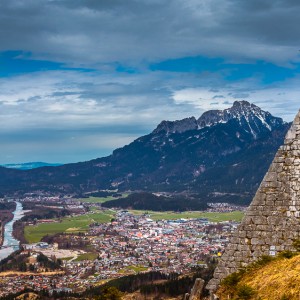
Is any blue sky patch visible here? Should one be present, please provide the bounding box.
[150,56,300,84]
[0,51,94,77]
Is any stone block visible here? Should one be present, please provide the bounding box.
[264,172,277,182]
[189,278,205,300]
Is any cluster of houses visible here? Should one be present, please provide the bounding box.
[0,274,73,297]
[81,211,239,275]
[0,210,240,296]
[207,202,246,212]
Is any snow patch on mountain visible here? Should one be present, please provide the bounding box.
[153,100,284,138]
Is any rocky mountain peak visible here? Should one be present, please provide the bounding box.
[153,101,284,138]
[198,100,284,138]
[231,100,261,115]
[152,116,198,134]
[232,100,252,107]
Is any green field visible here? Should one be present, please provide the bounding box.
[76,193,129,204]
[74,252,98,261]
[129,210,244,222]
[119,265,148,274]
[24,210,115,243]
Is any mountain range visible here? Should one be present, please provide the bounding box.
[0,101,290,205]
[0,162,62,170]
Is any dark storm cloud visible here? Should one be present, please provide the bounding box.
[1,0,300,163]
[0,0,299,65]
[223,0,300,44]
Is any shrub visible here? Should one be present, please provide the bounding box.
[280,295,290,300]
[236,284,256,300]
[246,255,274,271]
[278,250,297,259]
[255,255,274,266]
[221,272,241,288]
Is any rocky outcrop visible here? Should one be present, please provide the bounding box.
[198,100,284,138]
[188,278,205,300]
[207,109,300,292]
[153,101,285,137]
[152,117,198,134]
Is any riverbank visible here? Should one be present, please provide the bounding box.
[13,220,27,244]
[0,202,25,261]
[0,202,17,247]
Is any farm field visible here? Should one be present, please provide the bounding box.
[129,210,244,222]
[24,210,115,243]
[76,193,129,203]
[119,265,148,274]
[74,252,98,261]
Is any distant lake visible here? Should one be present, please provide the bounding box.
[0,202,24,261]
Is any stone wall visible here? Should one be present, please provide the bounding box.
[207,110,300,292]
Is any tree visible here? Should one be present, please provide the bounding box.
[29,264,35,272]
[19,262,27,272]
[97,287,123,300]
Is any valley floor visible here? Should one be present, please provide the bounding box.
[0,207,243,298]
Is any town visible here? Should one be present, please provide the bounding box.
[0,208,241,297]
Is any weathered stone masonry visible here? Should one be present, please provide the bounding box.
[207,109,300,292]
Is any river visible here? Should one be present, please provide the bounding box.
[0,201,25,261]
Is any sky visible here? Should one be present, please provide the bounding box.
[1,0,300,164]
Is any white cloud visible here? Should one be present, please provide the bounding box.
[173,88,235,111]
[172,78,300,121]
[0,69,195,135]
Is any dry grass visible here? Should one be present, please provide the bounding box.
[218,254,300,299]
[16,292,40,300]
[0,271,64,276]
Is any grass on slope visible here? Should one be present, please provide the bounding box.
[218,253,300,300]
[24,211,115,243]
[129,210,244,222]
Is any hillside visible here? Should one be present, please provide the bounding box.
[0,250,62,272]
[217,253,300,300]
[0,101,290,205]
[102,192,208,211]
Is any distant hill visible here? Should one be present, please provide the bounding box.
[102,192,208,211]
[0,162,62,170]
[0,101,290,205]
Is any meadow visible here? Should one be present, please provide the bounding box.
[76,193,129,204]
[118,265,148,274]
[74,252,99,261]
[129,210,244,222]
[24,210,115,243]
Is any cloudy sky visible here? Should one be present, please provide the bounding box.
[1,0,300,164]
